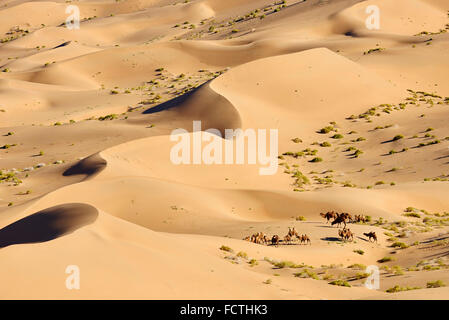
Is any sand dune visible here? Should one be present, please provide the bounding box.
[1,0,448,299]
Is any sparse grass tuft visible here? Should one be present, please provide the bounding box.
[427,280,445,288]
[219,245,233,253]
[377,256,394,263]
[329,280,351,287]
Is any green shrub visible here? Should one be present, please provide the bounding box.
[329,280,351,287]
[386,285,421,293]
[318,126,334,134]
[219,245,233,253]
[236,251,248,259]
[377,256,394,263]
[427,280,445,288]
[391,241,409,249]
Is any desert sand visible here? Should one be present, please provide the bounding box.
[0,0,448,299]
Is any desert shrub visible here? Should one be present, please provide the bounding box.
[274,261,302,269]
[236,251,248,259]
[293,269,319,280]
[386,285,421,293]
[98,114,118,121]
[404,212,421,218]
[248,259,258,266]
[377,256,394,263]
[219,245,233,253]
[318,126,334,134]
[391,242,409,249]
[348,263,366,270]
[427,280,446,288]
[355,272,370,279]
[263,279,272,284]
[329,280,351,287]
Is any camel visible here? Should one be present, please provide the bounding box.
[343,213,353,223]
[263,235,270,244]
[288,227,299,238]
[320,211,337,223]
[338,228,354,241]
[271,235,280,246]
[250,232,262,244]
[244,232,270,245]
[258,232,268,244]
[331,214,347,228]
[298,234,311,245]
[250,233,258,243]
[344,229,354,241]
[353,214,369,223]
[283,234,292,245]
[364,232,377,243]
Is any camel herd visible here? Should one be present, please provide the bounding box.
[320,211,377,243]
[320,211,369,227]
[243,227,311,246]
[241,212,378,246]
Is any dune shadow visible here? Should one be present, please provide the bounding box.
[53,41,71,49]
[344,30,358,37]
[142,83,206,115]
[63,153,106,178]
[321,237,340,242]
[0,203,98,249]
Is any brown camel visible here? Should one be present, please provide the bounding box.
[320,211,337,223]
[271,235,280,246]
[338,228,354,241]
[298,234,311,245]
[288,227,299,238]
[364,232,377,242]
[331,214,347,228]
[283,234,292,245]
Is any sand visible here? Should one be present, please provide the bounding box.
[0,0,448,299]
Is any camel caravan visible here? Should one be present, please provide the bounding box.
[243,227,311,246]
[241,212,378,247]
[320,211,369,226]
[321,211,377,243]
